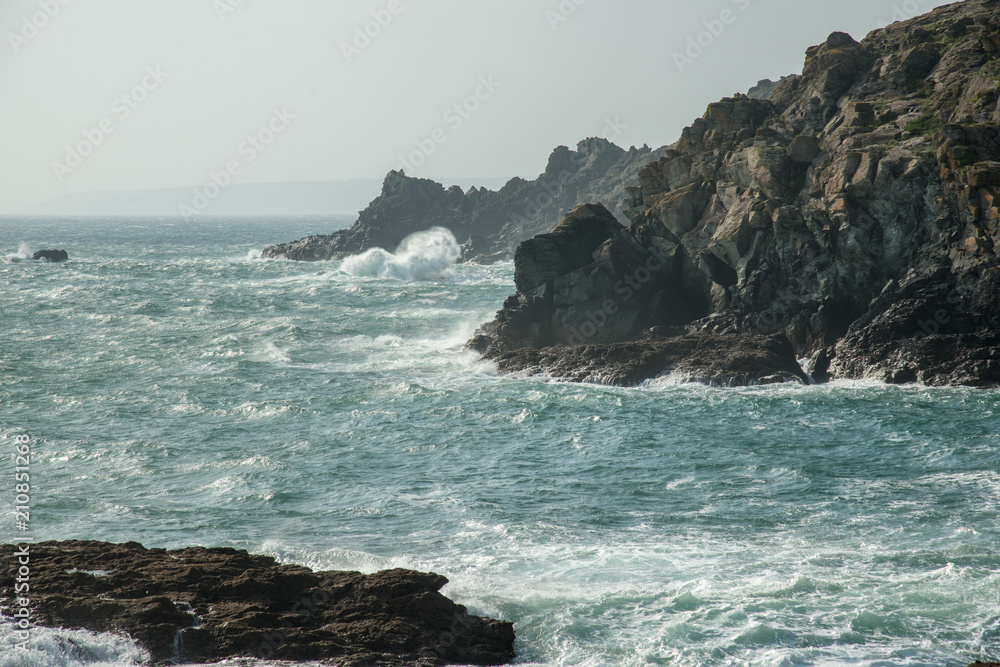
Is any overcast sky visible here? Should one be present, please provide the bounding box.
[1,0,953,214]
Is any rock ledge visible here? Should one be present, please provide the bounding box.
[0,541,515,666]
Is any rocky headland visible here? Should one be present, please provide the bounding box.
[261,138,663,263]
[0,541,515,666]
[471,0,1000,388]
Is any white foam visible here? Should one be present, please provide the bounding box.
[0,622,149,667]
[6,242,33,262]
[339,227,461,281]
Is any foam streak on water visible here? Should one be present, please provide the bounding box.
[1,217,998,667]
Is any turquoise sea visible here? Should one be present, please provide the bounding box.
[1,216,998,667]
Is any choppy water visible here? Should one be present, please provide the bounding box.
[1,216,998,667]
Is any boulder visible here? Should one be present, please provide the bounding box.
[31,249,68,262]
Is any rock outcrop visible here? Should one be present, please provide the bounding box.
[471,0,1000,388]
[31,249,68,262]
[0,541,515,666]
[261,138,663,262]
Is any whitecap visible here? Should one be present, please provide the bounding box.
[339,227,461,281]
[6,242,32,262]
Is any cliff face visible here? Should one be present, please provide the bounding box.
[261,138,664,262]
[473,0,1000,387]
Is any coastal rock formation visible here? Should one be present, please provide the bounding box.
[0,541,515,666]
[31,249,68,262]
[261,138,663,262]
[472,0,1000,388]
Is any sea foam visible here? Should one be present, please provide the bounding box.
[340,227,461,281]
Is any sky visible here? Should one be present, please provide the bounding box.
[0,0,955,214]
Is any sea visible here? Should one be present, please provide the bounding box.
[1,216,998,667]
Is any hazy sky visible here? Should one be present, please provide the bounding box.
[1,0,953,213]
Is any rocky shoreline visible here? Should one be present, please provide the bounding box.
[261,138,664,263]
[0,541,515,666]
[262,0,999,389]
[469,0,1000,388]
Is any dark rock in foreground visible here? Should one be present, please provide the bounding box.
[31,249,68,262]
[0,541,515,666]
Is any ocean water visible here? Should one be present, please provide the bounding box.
[1,216,998,667]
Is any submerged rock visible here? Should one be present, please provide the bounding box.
[0,541,515,666]
[31,249,68,262]
[471,0,1000,388]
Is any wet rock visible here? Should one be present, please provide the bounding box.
[31,249,68,262]
[486,332,809,387]
[0,541,515,666]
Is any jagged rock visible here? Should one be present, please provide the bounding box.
[0,541,515,667]
[31,249,68,262]
[788,134,822,164]
[262,139,665,261]
[471,0,1000,388]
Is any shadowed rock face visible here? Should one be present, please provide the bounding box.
[471,0,1000,388]
[261,138,664,262]
[31,249,68,262]
[0,541,515,667]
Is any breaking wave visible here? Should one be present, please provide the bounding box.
[340,227,461,281]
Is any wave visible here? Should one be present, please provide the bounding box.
[5,242,33,262]
[339,227,461,281]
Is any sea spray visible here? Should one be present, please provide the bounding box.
[6,242,33,262]
[340,227,461,281]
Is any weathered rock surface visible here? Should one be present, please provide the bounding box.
[31,249,68,262]
[473,330,809,387]
[261,138,664,262]
[0,541,515,666]
[472,0,1000,388]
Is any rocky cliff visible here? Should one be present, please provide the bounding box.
[261,138,663,262]
[0,541,515,666]
[471,0,1000,387]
